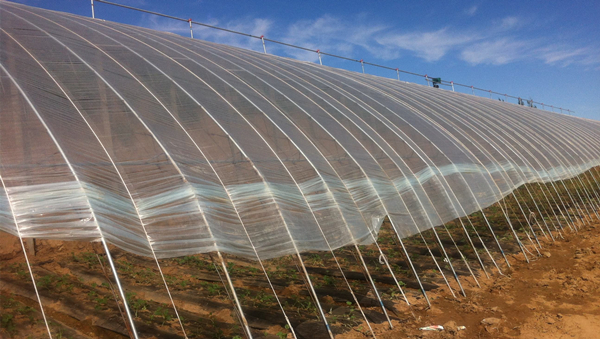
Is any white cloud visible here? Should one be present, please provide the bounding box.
[376,28,479,62]
[534,45,600,70]
[142,14,272,52]
[278,15,391,62]
[460,38,529,65]
[140,10,600,70]
[194,17,272,51]
[144,15,192,35]
[499,16,520,30]
[465,5,478,16]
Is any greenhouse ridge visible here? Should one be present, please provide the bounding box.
[2,2,600,338]
[91,0,572,114]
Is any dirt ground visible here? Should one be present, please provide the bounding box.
[2,211,600,338]
[367,221,600,339]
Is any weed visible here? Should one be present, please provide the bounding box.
[37,275,54,290]
[323,275,336,286]
[15,266,27,279]
[132,299,148,317]
[253,291,274,306]
[55,275,73,292]
[94,297,108,310]
[200,282,222,296]
[308,254,324,266]
[1,314,15,333]
[152,305,172,325]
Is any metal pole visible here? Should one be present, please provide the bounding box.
[542,103,545,110]
[0,175,53,339]
[188,18,193,39]
[560,107,563,114]
[261,35,267,54]
[360,59,365,73]
[451,81,455,92]
[396,68,400,81]
[91,0,95,18]
[425,74,430,86]
[317,49,322,65]
[489,90,492,99]
[101,239,140,339]
[471,85,474,95]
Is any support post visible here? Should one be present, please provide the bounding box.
[91,0,95,18]
[425,74,430,86]
[317,49,322,65]
[396,68,400,81]
[471,85,474,95]
[261,35,267,54]
[25,238,36,256]
[215,253,254,338]
[451,81,455,92]
[489,90,492,99]
[360,59,365,73]
[101,239,140,339]
[188,18,193,39]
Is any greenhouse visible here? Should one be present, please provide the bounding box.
[2,1,600,338]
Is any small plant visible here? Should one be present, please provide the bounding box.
[132,299,148,317]
[200,282,222,296]
[227,262,237,274]
[15,266,28,279]
[1,313,15,333]
[18,305,36,323]
[208,312,225,339]
[253,291,274,306]
[55,275,74,292]
[38,275,54,290]
[73,252,97,268]
[94,297,108,310]
[308,254,324,267]
[151,305,172,325]
[323,275,335,286]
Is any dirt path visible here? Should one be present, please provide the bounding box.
[363,222,600,339]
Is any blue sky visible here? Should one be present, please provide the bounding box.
[11,0,600,120]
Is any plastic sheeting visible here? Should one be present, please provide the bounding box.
[1,1,599,260]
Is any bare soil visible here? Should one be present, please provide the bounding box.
[374,221,600,339]
[3,220,600,339]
